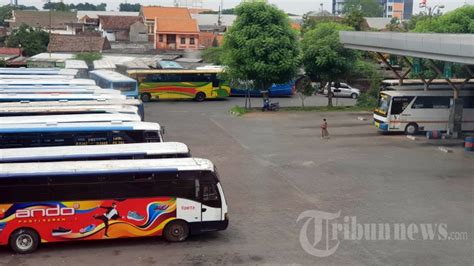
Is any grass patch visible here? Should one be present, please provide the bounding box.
[230,105,248,116]
[280,106,373,112]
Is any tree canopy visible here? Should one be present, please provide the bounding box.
[43,2,106,11]
[412,5,474,33]
[6,24,49,56]
[342,0,383,17]
[223,1,300,91]
[119,3,141,12]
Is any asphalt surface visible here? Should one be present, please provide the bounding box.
[1,96,472,265]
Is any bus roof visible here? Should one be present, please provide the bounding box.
[0,88,122,95]
[0,113,141,125]
[0,75,75,80]
[0,158,213,177]
[0,79,96,86]
[0,93,127,102]
[0,104,138,116]
[380,90,474,97]
[0,85,102,90]
[382,79,474,86]
[0,68,78,76]
[0,121,161,133]
[90,70,137,82]
[0,142,189,163]
[127,69,223,75]
[0,98,142,107]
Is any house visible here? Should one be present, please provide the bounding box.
[140,6,200,50]
[98,15,146,42]
[47,34,111,53]
[199,32,224,48]
[7,10,80,35]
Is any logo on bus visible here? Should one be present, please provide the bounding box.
[15,205,75,218]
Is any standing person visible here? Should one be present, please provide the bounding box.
[321,118,329,139]
[93,202,121,237]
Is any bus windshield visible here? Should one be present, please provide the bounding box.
[114,81,136,92]
[375,94,390,117]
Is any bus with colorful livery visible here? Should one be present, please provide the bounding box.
[127,69,230,102]
[0,158,229,253]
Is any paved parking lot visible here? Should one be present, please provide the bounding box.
[1,96,472,265]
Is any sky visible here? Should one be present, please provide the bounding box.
[1,0,472,16]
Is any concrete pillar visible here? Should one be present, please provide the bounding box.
[448,98,463,139]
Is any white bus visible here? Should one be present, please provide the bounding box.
[0,79,96,87]
[374,89,474,134]
[0,93,127,102]
[89,70,138,98]
[0,104,139,117]
[0,88,122,95]
[0,68,78,77]
[381,79,474,91]
[0,74,75,80]
[0,113,142,125]
[0,121,164,148]
[0,142,190,163]
[0,158,228,253]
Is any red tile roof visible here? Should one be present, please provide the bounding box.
[47,34,111,53]
[156,18,199,33]
[0,48,22,55]
[99,15,143,31]
[142,6,192,20]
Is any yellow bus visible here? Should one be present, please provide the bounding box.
[127,69,230,102]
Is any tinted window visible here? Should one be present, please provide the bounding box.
[412,96,451,109]
[0,176,49,203]
[48,174,102,201]
[201,183,221,208]
[391,96,414,115]
[462,96,474,109]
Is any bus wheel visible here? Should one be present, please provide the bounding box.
[405,123,419,135]
[163,220,189,242]
[10,228,39,254]
[195,92,206,102]
[140,93,152,103]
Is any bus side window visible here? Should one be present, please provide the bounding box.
[48,175,102,201]
[462,96,474,109]
[391,96,414,114]
[0,176,49,204]
[211,74,219,87]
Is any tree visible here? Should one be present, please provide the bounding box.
[342,0,383,17]
[223,1,300,108]
[342,9,365,31]
[119,3,141,12]
[412,5,474,33]
[6,24,49,56]
[295,76,315,107]
[301,22,358,107]
[43,2,71,12]
[71,3,107,11]
[202,47,224,65]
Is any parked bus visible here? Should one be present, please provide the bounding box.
[0,113,141,125]
[231,81,296,97]
[0,142,190,163]
[0,98,145,120]
[89,70,138,98]
[0,79,96,87]
[0,93,127,102]
[0,158,228,253]
[0,105,139,117]
[0,121,164,148]
[127,69,230,102]
[374,89,474,134]
[381,79,474,91]
[0,75,75,80]
[0,68,78,77]
[0,88,121,95]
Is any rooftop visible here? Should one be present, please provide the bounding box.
[9,10,77,30]
[47,34,111,53]
[99,15,143,31]
[141,6,192,19]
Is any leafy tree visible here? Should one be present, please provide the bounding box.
[342,0,383,17]
[413,5,474,33]
[71,3,107,11]
[74,52,102,64]
[295,76,315,107]
[202,47,224,65]
[119,3,141,12]
[0,59,6,67]
[223,0,300,102]
[343,9,365,31]
[301,22,358,107]
[6,24,49,56]
[43,2,71,12]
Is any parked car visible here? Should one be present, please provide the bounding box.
[323,82,360,99]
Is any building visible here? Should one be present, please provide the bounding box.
[47,34,111,53]
[332,0,413,19]
[140,6,200,50]
[7,10,80,35]
[98,15,146,42]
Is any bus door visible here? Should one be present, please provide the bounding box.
[200,181,222,221]
[390,96,414,130]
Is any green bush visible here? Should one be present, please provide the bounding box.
[74,52,102,64]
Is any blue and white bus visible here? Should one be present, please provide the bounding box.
[0,104,138,117]
[0,121,164,148]
[0,68,78,77]
[89,70,139,98]
[0,93,127,102]
[0,113,142,125]
[0,88,121,95]
[0,79,96,87]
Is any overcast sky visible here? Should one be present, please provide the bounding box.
[1,0,472,15]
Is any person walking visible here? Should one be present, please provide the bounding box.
[321,118,329,139]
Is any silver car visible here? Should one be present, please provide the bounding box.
[323,82,360,99]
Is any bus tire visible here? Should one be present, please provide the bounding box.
[9,228,39,254]
[351,93,358,99]
[163,220,189,242]
[195,92,206,102]
[405,123,419,135]
[140,93,152,103]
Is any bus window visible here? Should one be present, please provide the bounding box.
[462,96,474,108]
[0,176,49,203]
[390,96,414,115]
[201,183,221,208]
[412,96,450,109]
[375,94,390,116]
[113,82,136,92]
[48,175,102,201]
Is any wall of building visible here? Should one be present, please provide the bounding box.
[155,33,199,50]
[129,22,148,43]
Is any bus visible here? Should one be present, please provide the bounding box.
[0,104,139,117]
[230,81,296,97]
[0,98,145,120]
[0,75,75,80]
[0,68,78,77]
[89,70,138,98]
[0,142,190,163]
[0,113,142,125]
[0,158,228,253]
[381,79,474,91]
[0,121,164,148]
[374,89,474,134]
[0,88,122,95]
[0,93,127,102]
[0,79,96,87]
[127,69,230,102]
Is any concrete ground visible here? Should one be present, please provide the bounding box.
[1,96,472,265]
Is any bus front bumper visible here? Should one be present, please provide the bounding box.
[374,120,389,131]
